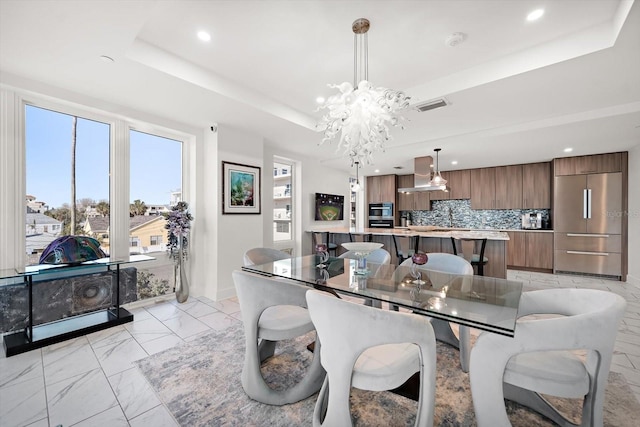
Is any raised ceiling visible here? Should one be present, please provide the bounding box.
[1,0,639,176]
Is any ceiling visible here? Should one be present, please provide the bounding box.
[1,0,639,177]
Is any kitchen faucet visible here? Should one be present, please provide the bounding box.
[448,207,453,228]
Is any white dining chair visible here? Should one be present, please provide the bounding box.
[470,288,626,427]
[306,289,437,427]
[400,253,474,372]
[340,248,391,307]
[242,247,291,266]
[232,270,325,405]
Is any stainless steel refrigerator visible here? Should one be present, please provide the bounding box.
[554,172,623,277]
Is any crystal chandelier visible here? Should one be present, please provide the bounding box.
[317,18,411,166]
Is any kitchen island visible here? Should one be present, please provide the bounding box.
[307,227,510,278]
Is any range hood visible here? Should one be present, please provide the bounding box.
[397,156,449,193]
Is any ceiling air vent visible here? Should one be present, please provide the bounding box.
[415,98,448,112]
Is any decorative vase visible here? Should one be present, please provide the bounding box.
[174,242,189,303]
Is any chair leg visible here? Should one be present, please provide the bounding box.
[503,383,579,427]
[430,319,470,372]
[258,339,276,362]
[242,332,326,405]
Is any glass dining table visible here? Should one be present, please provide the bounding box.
[241,255,523,337]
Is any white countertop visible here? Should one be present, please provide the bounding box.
[307,227,511,241]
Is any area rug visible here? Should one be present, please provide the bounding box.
[136,324,639,426]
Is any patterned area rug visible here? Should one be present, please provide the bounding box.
[136,324,639,426]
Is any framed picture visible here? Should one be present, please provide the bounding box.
[222,161,261,214]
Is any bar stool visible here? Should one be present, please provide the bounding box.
[392,234,419,265]
[312,231,337,256]
[451,237,488,276]
[348,232,372,242]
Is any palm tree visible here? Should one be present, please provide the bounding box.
[96,201,110,217]
[70,116,77,234]
[130,199,148,216]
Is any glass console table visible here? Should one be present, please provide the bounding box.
[1,255,154,357]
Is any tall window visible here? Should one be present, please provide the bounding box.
[25,105,110,265]
[273,160,293,245]
[130,130,183,299]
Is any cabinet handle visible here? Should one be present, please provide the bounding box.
[566,250,609,256]
[566,233,610,238]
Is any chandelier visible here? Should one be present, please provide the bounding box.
[317,18,411,166]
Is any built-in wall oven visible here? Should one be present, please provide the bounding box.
[369,203,394,228]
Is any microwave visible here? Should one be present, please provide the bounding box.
[369,202,394,220]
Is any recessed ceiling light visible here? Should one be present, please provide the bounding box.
[451,160,458,165]
[197,31,211,42]
[564,147,573,153]
[527,9,544,21]
[99,55,114,63]
[316,96,325,104]
[374,169,380,173]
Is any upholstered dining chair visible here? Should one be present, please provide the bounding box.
[306,289,437,427]
[340,248,391,307]
[242,247,291,266]
[399,253,474,372]
[232,270,325,405]
[469,288,626,427]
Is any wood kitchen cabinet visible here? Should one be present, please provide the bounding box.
[522,162,551,209]
[554,152,623,176]
[367,175,397,204]
[397,174,430,211]
[495,165,522,209]
[447,169,471,200]
[507,231,553,271]
[470,167,496,209]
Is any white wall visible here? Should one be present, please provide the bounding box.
[263,143,352,257]
[627,145,640,285]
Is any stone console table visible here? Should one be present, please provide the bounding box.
[1,255,154,357]
[306,227,509,278]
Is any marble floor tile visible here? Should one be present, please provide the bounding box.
[42,337,101,385]
[0,376,47,427]
[0,348,42,388]
[203,298,240,314]
[108,367,161,420]
[139,333,184,355]
[162,311,210,339]
[182,300,219,318]
[127,306,154,321]
[24,418,49,427]
[198,311,241,331]
[46,367,118,427]
[129,404,179,427]
[145,301,185,321]
[93,336,149,377]
[72,405,129,427]
[125,316,174,343]
[86,324,133,349]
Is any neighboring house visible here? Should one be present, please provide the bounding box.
[146,204,170,216]
[25,213,63,255]
[26,195,49,213]
[84,215,167,254]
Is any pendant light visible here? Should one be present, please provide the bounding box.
[351,161,361,192]
[429,148,447,186]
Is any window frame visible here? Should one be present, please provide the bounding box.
[0,87,195,270]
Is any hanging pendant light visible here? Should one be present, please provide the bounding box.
[317,18,411,166]
[429,148,447,186]
[351,161,361,192]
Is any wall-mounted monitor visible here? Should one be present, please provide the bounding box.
[315,193,344,221]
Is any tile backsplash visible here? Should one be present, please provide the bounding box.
[403,199,550,230]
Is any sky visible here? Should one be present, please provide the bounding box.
[26,105,182,209]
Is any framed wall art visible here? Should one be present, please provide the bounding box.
[222,161,261,214]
